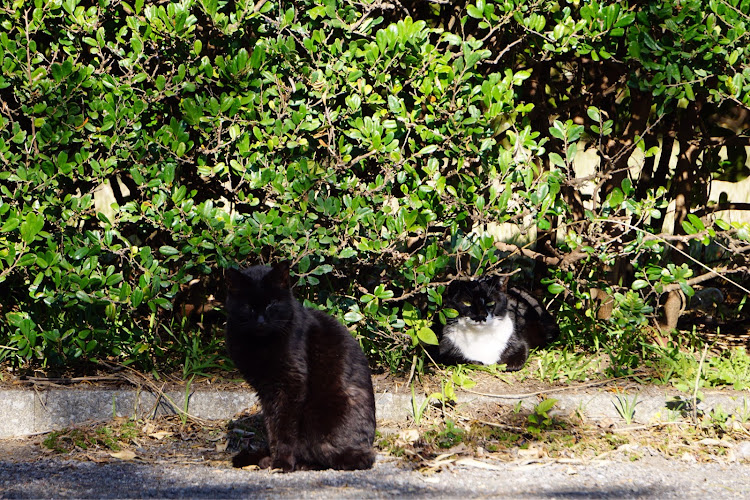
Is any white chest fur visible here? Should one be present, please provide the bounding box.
[443,314,514,365]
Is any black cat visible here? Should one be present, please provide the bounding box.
[224,262,376,472]
[432,276,558,371]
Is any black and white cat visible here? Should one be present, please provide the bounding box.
[225,262,376,472]
[433,276,558,371]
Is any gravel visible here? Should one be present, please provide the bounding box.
[2,453,750,499]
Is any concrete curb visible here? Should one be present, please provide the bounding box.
[2,385,750,438]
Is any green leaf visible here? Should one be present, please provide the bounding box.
[20,213,44,243]
[132,288,144,308]
[614,12,636,28]
[632,279,649,290]
[159,245,179,256]
[417,326,439,345]
[443,308,459,319]
[51,63,63,82]
[608,188,624,207]
[547,283,565,294]
[344,311,363,323]
[549,152,566,168]
[687,214,705,232]
[402,302,419,323]
[417,145,439,156]
[535,398,558,414]
[75,290,93,304]
[1,217,20,232]
[715,219,730,231]
[466,5,483,19]
[681,221,697,235]
[549,122,565,141]
[339,247,357,259]
[73,247,89,260]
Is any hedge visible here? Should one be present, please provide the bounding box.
[2,0,749,374]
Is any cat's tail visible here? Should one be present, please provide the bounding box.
[329,447,376,470]
[508,287,560,346]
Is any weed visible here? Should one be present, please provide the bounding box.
[535,349,597,382]
[612,393,640,425]
[42,419,140,454]
[425,420,465,449]
[737,399,750,424]
[468,363,511,378]
[527,398,559,436]
[703,348,750,390]
[704,406,731,432]
[164,322,226,379]
[180,375,195,425]
[411,384,442,426]
[603,340,643,378]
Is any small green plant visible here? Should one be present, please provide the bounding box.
[42,419,139,454]
[426,419,465,449]
[535,349,597,382]
[411,384,443,426]
[436,365,477,404]
[180,376,195,425]
[647,345,750,393]
[704,406,731,432]
[612,393,640,425]
[737,399,750,424]
[527,398,559,436]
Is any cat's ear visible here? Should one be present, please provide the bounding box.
[225,267,245,294]
[268,260,292,289]
[482,274,507,291]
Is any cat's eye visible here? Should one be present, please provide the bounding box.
[461,300,472,307]
[486,301,495,307]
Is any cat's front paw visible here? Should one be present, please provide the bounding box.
[232,448,270,468]
[272,455,296,472]
[272,445,296,472]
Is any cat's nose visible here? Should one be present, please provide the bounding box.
[257,314,265,324]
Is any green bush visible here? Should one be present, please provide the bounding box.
[1,0,749,375]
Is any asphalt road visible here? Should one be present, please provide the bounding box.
[2,453,750,499]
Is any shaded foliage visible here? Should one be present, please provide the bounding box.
[1,0,749,374]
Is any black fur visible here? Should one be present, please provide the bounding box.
[225,262,376,472]
[432,276,558,371]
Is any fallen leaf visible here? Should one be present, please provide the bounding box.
[148,431,173,440]
[110,449,137,461]
[517,446,542,459]
[698,438,732,448]
[397,429,420,444]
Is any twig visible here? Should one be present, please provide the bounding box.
[611,421,690,433]
[693,344,709,424]
[95,361,211,426]
[662,269,727,293]
[252,0,268,13]
[22,376,124,386]
[594,219,750,296]
[461,417,526,433]
[460,376,634,399]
